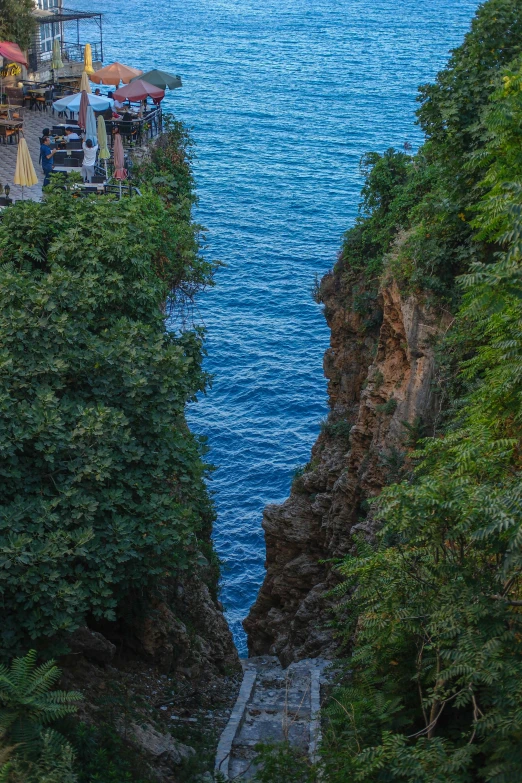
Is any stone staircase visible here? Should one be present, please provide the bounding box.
[215,656,327,780]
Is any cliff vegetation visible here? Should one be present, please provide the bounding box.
[0,122,238,782]
[247,0,522,780]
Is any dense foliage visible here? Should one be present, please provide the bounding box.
[0,127,216,657]
[336,0,522,301]
[0,0,35,51]
[0,651,80,782]
[318,2,522,781]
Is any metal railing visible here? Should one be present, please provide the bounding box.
[62,41,103,63]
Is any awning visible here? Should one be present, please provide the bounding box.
[0,42,28,67]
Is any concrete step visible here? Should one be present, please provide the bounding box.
[215,657,329,779]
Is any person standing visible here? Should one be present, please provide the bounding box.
[81,138,99,183]
[40,136,56,187]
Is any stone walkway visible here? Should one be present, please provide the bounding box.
[215,656,328,780]
[0,107,46,202]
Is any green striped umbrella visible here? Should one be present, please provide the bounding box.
[132,69,182,90]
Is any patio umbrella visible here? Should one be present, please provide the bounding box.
[14,138,38,199]
[133,69,182,90]
[113,132,128,199]
[97,115,110,175]
[0,42,28,67]
[78,89,89,130]
[86,105,97,145]
[83,43,94,75]
[52,92,112,113]
[113,79,164,102]
[51,39,63,71]
[80,70,91,93]
[91,62,142,86]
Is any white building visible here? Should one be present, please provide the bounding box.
[27,0,103,80]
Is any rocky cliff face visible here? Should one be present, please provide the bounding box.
[244,264,451,666]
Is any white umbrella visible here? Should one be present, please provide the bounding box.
[53,92,112,114]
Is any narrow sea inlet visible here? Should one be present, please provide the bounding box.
[74,0,480,653]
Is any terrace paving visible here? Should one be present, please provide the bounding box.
[0,108,45,202]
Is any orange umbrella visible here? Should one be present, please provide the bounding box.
[78,89,89,130]
[91,62,142,85]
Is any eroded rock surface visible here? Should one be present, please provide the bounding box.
[245,269,450,665]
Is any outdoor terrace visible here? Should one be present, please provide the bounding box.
[0,98,162,202]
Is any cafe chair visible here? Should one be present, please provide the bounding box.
[117,121,138,146]
[0,125,20,144]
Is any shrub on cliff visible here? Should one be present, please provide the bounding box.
[0,156,215,656]
[322,37,522,783]
[338,0,522,300]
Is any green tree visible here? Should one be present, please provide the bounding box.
[321,40,522,783]
[0,132,216,656]
[0,0,36,51]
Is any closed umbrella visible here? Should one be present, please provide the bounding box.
[14,137,38,199]
[80,70,91,93]
[51,39,63,71]
[83,43,94,75]
[53,92,112,113]
[78,89,89,130]
[113,132,127,198]
[133,69,182,90]
[91,62,142,86]
[97,115,110,175]
[113,79,164,102]
[86,105,97,145]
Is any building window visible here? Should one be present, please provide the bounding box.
[39,21,60,60]
[37,0,59,10]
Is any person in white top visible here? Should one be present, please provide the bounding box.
[81,138,99,183]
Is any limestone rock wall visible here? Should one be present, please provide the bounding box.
[244,266,450,666]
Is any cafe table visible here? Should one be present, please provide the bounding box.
[0,104,22,117]
[0,118,23,144]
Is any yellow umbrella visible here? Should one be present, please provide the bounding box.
[14,138,38,197]
[80,70,91,93]
[97,115,110,174]
[83,43,94,75]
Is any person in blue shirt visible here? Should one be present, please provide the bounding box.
[40,136,56,187]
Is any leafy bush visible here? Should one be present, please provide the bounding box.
[321,25,522,782]
[0,651,80,783]
[71,722,151,783]
[0,650,81,751]
[320,418,352,440]
[0,131,215,656]
[375,397,397,415]
[252,743,316,783]
[337,0,522,301]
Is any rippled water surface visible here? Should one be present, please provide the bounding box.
[76,0,479,653]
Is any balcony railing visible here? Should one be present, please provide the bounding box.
[62,41,103,64]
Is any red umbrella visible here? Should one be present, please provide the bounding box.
[78,89,89,130]
[113,132,127,180]
[0,42,28,67]
[113,79,165,102]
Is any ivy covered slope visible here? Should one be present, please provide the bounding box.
[320,1,522,781]
[0,123,234,674]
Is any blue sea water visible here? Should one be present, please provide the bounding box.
[75,0,479,654]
